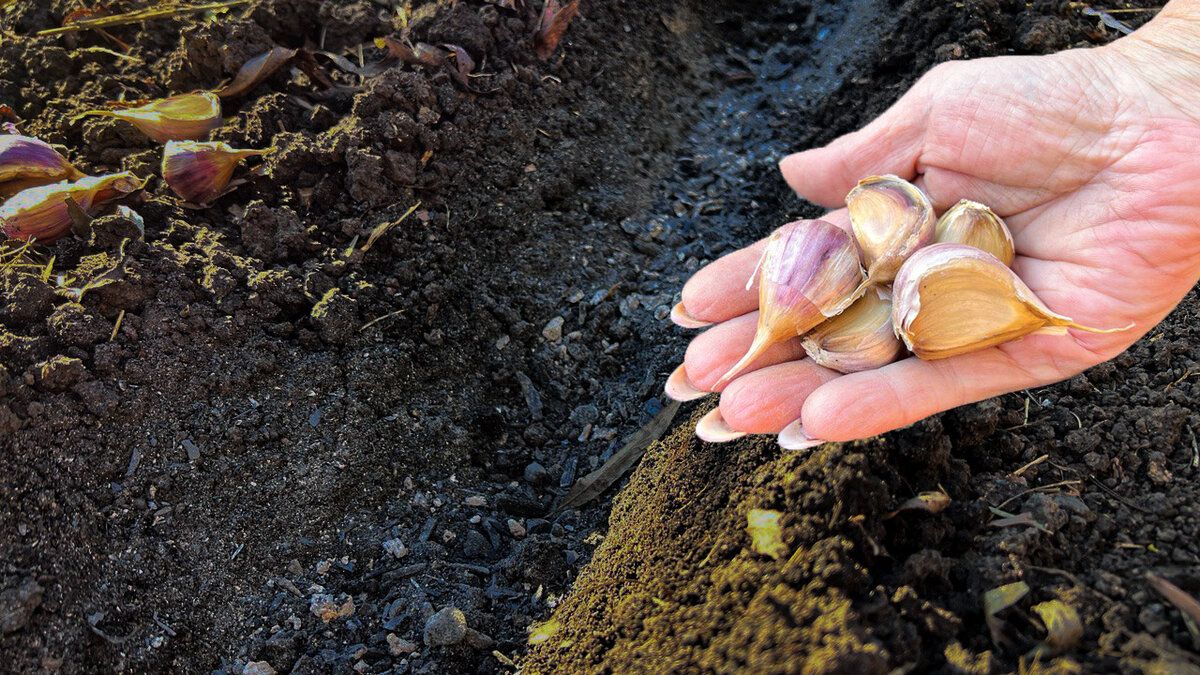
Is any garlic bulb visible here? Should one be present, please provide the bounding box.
[934,199,1015,266]
[74,93,222,143]
[847,175,934,288]
[0,172,145,243]
[714,219,863,387]
[0,134,84,197]
[892,243,1128,359]
[162,140,264,204]
[801,287,903,373]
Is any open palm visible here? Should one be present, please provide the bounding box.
[670,32,1200,448]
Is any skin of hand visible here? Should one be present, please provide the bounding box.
[670,1,1200,449]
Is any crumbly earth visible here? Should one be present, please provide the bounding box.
[0,1,1194,674]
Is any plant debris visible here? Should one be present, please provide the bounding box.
[1146,572,1200,649]
[984,581,1030,648]
[36,0,250,36]
[883,490,951,519]
[217,47,299,99]
[534,0,580,60]
[1028,599,1083,657]
[557,400,680,511]
[746,509,788,560]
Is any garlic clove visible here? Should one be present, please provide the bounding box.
[664,363,709,401]
[694,407,747,443]
[847,174,934,288]
[0,134,84,195]
[801,287,904,373]
[669,301,713,329]
[74,93,222,143]
[934,199,1015,266]
[714,219,864,388]
[892,243,1130,359]
[0,172,145,244]
[162,140,264,204]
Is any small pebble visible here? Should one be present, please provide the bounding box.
[310,593,355,623]
[507,518,527,538]
[524,461,549,487]
[243,662,277,675]
[423,607,468,646]
[387,633,418,656]
[465,495,487,507]
[542,316,564,342]
[382,538,408,559]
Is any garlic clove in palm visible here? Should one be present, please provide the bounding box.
[74,93,222,143]
[0,134,85,196]
[892,243,1130,359]
[847,174,934,288]
[801,287,903,373]
[934,199,1015,266]
[714,219,864,388]
[162,140,264,204]
[0,172,145,244]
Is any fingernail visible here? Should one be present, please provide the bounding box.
[665,363,710,402]
[695,407,748,443]
[670,301,713,329]
[778,419,824,451]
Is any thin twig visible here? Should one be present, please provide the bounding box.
[38,0,250,36]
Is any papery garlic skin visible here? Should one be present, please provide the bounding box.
[162,140,263,204]
[892,243,1127,360]
[847,175,934,287]
[715,219,864,387]
[0,134,85,197]
[75,93,222,143]
[802,287,903,373]
[934,199,1015,266]
[0,172,144,243]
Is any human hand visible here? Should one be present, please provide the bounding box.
[668,6,1200,449]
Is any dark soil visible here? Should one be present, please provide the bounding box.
[0,1,1194,674]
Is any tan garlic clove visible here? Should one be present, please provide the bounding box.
[162,140,264,204]
[74,93,222,143]
[801,287,903,373]
[715,219,864,387]
[934,199,1015,266]
[0,172,145,244]
[847,174,934,288]
[0,134,85,197]
[892,243,1130,359]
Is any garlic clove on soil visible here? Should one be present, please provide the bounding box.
[847,174,935,288]
[669,301,714,329]
[694,407,747,443]
[664,363,710,401]
[74,93,222,143]
[934,199,1015,266]
[892,243,1130,359]
[0,134,84,196]
[162,140,265,204]
[0,172,145,244]
[801,286,904,373]
[714,219,864,388]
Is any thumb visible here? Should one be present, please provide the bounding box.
[780,76,934,208]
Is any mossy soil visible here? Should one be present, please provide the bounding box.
[0,1,1195,674]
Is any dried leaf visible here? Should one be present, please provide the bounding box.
[217,47,298,99]
[557,400,680,511]
[534,0,580,60]
[883,490,951,519]
[1081,7,1135,35]
[363,202,421,252]
[746,509,788,560]
[1147,572,1200,648]
[988,506,1052,534]
[375,36,447,68]
[984,581,1030,648]
[440,43,475,90]
[1029,600,1083,657]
